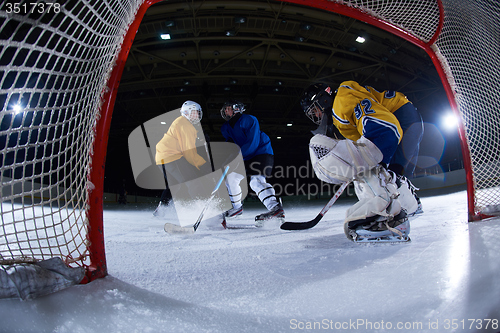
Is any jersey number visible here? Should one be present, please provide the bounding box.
[354,99,375,119]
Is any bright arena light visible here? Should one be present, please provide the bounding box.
[442,112,459,131]
[12,104,23,113]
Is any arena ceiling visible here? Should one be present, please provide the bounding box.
[109,0,450,192]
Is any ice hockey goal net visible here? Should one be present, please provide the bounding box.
[1,0,498,282]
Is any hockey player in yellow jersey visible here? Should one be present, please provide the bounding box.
[153,101,211,216]
[155,105,207,169]
[301,81,423,242]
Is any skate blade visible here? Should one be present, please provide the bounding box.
[222,215,263,229]
[225,223,261,229]
[408,210,423,217]
[352,227,411,243]
[354,235,411,243]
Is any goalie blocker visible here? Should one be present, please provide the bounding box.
[309,134,415,242]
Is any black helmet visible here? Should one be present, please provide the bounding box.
[221,100,245,121]
[301,83,334,124]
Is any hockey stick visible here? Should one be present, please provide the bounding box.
[164,165,230,234]
[204,140,215,172]
[280,181,350,230]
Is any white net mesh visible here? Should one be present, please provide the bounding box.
[1,0,143,269]
[435,0,500,216]
[330,0,441,42]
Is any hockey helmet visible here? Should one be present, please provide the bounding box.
[301,83,334,125]
[180,100,203,124]
[221,100,245,121]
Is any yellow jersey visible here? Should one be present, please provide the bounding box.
[155,116,206,168]
[331,80,407,142]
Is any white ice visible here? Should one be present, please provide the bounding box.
[2,189,500,333]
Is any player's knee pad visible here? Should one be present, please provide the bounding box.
[345,166,401,223]
[225,172,245,193]
[309,135,383,184]
[249,175,265,192]
[225,172,245,203]
[249,175,277,210]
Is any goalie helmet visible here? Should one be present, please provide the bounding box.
[301,83,334,125]
[221,100,245,121]
[180,100,203,124]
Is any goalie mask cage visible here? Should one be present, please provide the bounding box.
[0,0,498,282]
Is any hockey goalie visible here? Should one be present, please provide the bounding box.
[301,81,424,242]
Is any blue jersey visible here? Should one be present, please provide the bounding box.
[221,114,273,160]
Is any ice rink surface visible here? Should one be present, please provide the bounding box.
[2,189,500,333]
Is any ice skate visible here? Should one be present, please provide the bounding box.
[221,207,241,230]
[343,165,411,243]
[223,205,243,218]
[255,203,285,227]
[344,211,410,243]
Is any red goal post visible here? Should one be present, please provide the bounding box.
[1,0,498,284]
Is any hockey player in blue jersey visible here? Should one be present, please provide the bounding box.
[220,100,284,225]
[301,81,423,242]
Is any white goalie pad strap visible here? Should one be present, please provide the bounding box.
[355,136,384,171]
[249,175,278,210]
[345,196,393,223]
[225,172,245,205]
[309,135,383,184]
[353,166,398,200]
[397,177,419,215]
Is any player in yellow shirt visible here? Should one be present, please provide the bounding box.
[301,81,423,242]
[154,101,210,216]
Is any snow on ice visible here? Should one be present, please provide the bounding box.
[2,190,500,333]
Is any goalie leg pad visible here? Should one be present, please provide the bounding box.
[309,135,384,184]
[345,166,401,223]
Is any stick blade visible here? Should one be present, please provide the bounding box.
[280,216,321,230]
[164,222,195,234]
[280,182,349,231]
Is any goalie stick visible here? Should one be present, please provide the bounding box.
[280,181,350,230]
[164,165,230,235]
